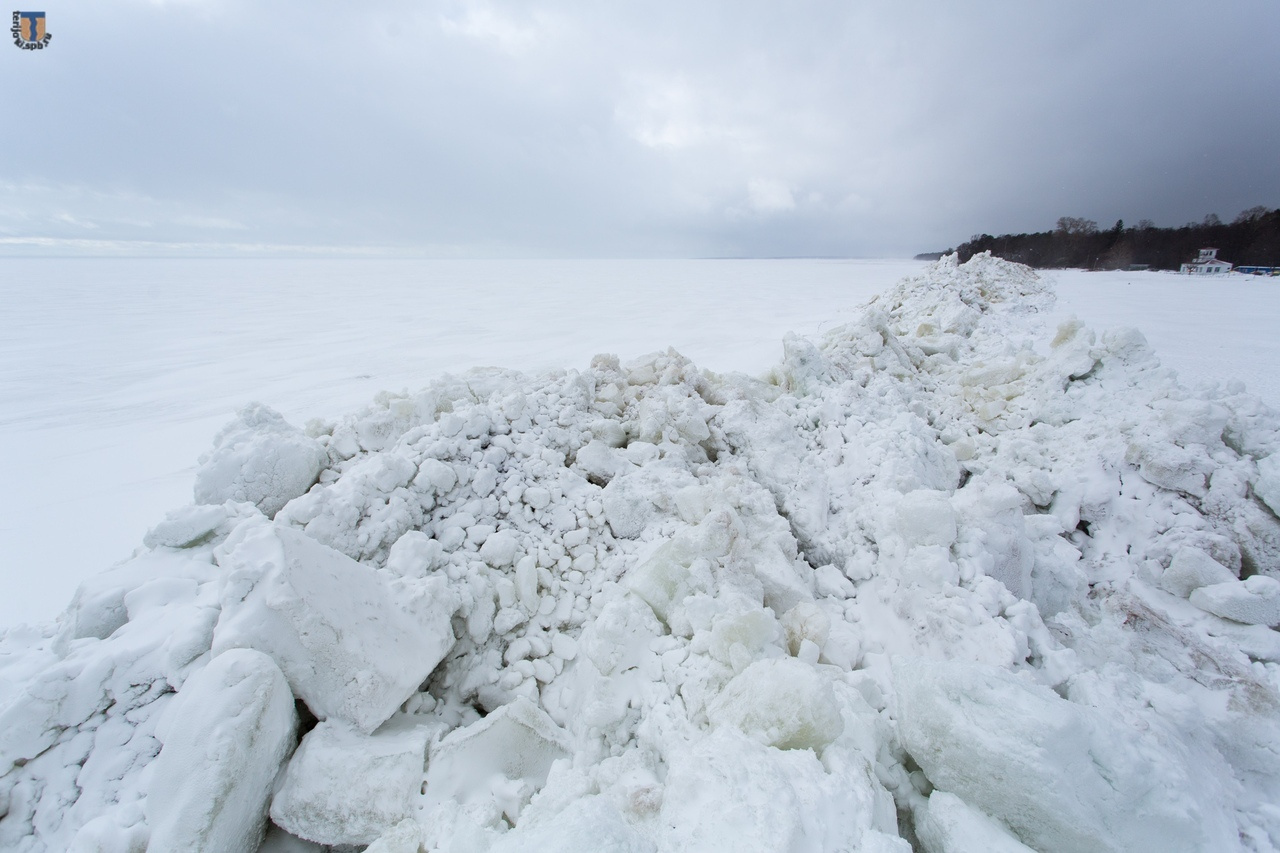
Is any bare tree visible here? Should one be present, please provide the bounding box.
[1055,216,1098,236]
[1234,206,1271,224]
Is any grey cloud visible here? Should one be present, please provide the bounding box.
[2,1,1277,256]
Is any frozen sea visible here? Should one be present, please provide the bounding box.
[2,257,1277,629]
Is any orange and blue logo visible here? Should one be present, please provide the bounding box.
[11,11,51,49]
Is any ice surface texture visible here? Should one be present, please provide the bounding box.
[211,522,458,733]
[146,648,298,853]
[270,717,430,845]
[194,402,327,519]
[3,253,1280,852]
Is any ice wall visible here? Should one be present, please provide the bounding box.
[2,254,1280,852]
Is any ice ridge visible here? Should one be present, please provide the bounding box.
[2,253,1280,852]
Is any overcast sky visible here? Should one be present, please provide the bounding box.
[3,1,1278,258]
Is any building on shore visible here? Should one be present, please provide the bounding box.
[1180,248,1233,275]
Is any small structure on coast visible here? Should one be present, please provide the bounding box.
[1180,247,1233,275]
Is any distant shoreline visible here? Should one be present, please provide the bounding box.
[918,207,1279,272]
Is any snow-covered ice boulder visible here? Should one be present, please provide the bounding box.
[625,511,734,626]
[896,490,957,548]
[1190,575,1280,626]
[951,482,1034,601]
[145,648,297,853]
[1253,453,1280,516]
[574,438,633,485]
[660,727,886,852]
[212,522,458,732]
[488,797,654,853]
[916,791,1035,853]
[58,541,227,643]
[707,657,843,753]
[270,716,431,846]
[423,697,569,827]
[478,528,520,568]
[893,656,1236,853]
[362,819,425,853]
[1158,546,1238,598]
[385,529,444,578]
[601,465,693,539]
[142,501,257,549]
[194,403,327,518]
[1126,438,1213,496]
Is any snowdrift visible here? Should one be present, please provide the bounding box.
[3,254,1280,852]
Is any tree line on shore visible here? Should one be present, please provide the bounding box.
[918,206,1280,270]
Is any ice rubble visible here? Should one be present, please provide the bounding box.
[3,253,1280,852]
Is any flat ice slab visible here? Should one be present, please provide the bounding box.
[1191,576,1280,626]
[894,656,1235,853]
[424,698,569,826]
[270,716,431,846]
[916,791,1034,853]
[212,522,458,732]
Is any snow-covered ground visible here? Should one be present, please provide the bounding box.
[1045,268,1280,409]
[2,259,1276,629]
[3,255,1280,852]
[1,258,919,629]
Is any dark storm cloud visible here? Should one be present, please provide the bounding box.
[2,1,1277,257]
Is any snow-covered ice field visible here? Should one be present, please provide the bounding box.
[2,258,1276,629]
[4,254,1280,852]
[1,258,921,629]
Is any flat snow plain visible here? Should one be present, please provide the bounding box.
[0,258,1276,628]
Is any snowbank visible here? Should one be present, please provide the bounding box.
[3,253,1280,852]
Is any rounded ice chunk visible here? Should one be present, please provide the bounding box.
[1190,576,1280,626]
[386,530,443,578]
[414,458,457,494]
[480,530,520,567]
[575,439,631,484]
[1158,547,1237,599]
[145,648,298,853]
[194,403,326,518]
[707,657,843,753]
[1256,454,1280,517]
[270,718,431,846]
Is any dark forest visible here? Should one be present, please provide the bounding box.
[919,207,1280,271]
